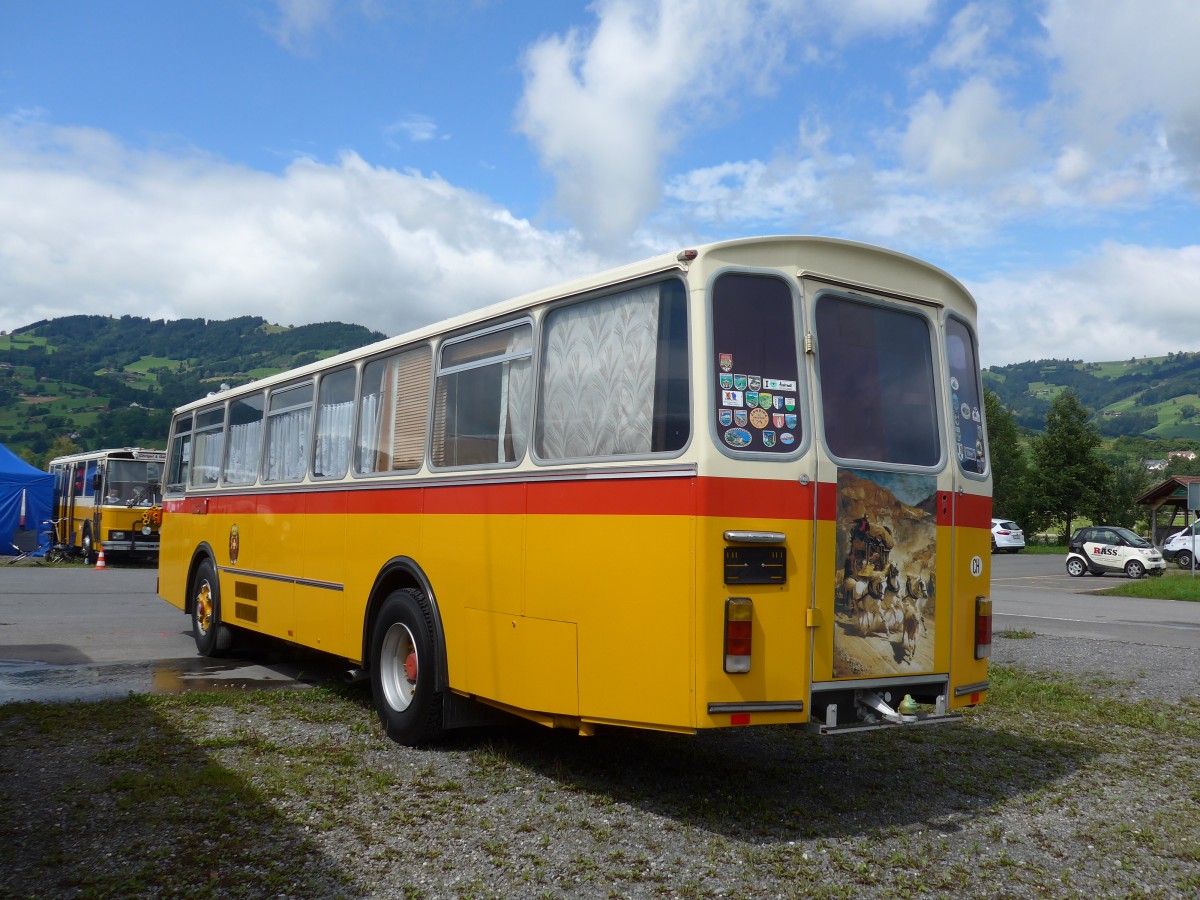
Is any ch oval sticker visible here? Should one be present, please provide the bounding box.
[970,555,983,577]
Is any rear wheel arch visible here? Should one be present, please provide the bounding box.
[362,557,449,691]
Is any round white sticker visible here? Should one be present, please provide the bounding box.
[970,555,983,577]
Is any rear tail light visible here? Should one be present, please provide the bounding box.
[724,597,753,673]
[975,596,992,659]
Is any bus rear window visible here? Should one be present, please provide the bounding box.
[815,295,939,466]
[947,317,985,475]
[711,273,801,455]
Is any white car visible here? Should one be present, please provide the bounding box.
[1161,522,1200,568]
[1065,526,1165,578]
[991,518,1025,553]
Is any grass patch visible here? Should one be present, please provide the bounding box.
[1095,568,1200,601]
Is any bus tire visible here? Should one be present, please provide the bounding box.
[190,559,233,657]
[81,527,95,565]
[370,588,444,746]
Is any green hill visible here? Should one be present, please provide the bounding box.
[0,315,385,462]
[983,352,1200,445]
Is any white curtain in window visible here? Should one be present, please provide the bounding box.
[225,421,262,484]
[314,399,353,477]
[538,285,660,458]
[265,409,310,481]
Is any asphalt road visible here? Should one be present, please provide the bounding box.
[2,554,1198,704]
[0,564,345,703]
[990,549,1200,649]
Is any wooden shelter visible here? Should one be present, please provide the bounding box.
[1135,475,1200,545]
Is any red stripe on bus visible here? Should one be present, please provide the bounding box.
[165,475,989,523]
[168,475,813,519]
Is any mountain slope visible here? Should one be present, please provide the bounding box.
[0,315,386,459]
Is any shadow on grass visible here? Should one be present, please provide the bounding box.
[457,712,1090,845]
[0,696,359,898]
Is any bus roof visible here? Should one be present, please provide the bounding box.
[48,448,166,466]
[171,235,975,415]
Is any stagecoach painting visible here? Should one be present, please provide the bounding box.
[834,468,937,678]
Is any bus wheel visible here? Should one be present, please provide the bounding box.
[81,528,95,565]
[370,588,444,746]
[190,559,232,657]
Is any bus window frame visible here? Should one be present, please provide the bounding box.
[811,288,946,474]
[220,390,267,488]
[351,343,434,479]
[310,365,361,482]
[164,413,195,496]
[431,317,534,472]
[190,402,228,489]
[945,311,988,483]
[706,266,808,463]
[531,274,693,467]
[262,379,316,485]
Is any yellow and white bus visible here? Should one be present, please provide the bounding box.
[158,236,992,745]
[49,447,166,563]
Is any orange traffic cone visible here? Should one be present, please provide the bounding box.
[95,547,107,570]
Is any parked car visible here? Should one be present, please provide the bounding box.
[1161,522,1200,569]
[1065,526,1165,579]
[991,518,1025,553]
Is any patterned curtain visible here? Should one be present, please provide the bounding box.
[537,284,661,458]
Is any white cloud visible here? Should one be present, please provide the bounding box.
[385,115,441,145]
[517,0,817,244]
[267,0,337,52]
[901,77,1034,187]
[813,0,936,42]
[973,242,1200,367]
[0,120,615,338]
[1041,0,1200,192]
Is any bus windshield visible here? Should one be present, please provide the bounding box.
[106,459,162,507]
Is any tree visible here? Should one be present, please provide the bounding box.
[41,434,82,469]
[984,389,1031,522]
[1027,391,1111,538]
[1086,458,1153,530]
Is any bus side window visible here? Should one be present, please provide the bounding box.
[356,346,431,475]
[313,368,356,479]
[165,414,194,493]
[263,383,314,483]
[223,393,265,485]
[191,405,227,488]
[537,280,689,459]
[432,325,531,469]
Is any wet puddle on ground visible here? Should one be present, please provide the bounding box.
[0,655,348,704]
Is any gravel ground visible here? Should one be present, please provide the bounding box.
[1,634,1198,899]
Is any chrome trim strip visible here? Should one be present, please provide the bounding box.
[218,567,344,592]
[708,701,805,714]
[723,530,786,544]
[954,680,989,696]
[811,674,948,692]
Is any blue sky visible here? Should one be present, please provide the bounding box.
[2,0,1198,367]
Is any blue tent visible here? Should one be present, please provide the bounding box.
[0,443,53,556]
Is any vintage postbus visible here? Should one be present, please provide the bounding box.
[49,447,166,563]
[157,236,992,745]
